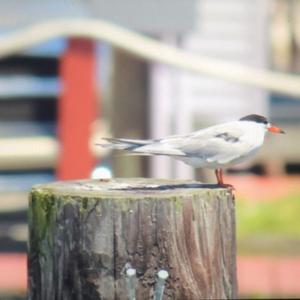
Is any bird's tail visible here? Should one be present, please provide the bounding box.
[96,137,185,157]
[96,137,152,151]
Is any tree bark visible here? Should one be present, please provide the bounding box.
[28,178,237,300]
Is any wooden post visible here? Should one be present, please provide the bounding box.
[28,179,237,300]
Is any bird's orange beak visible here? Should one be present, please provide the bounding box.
[267,123,285,134]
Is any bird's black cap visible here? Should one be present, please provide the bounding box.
[239,114,268,124]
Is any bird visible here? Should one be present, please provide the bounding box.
[97,114,285,187]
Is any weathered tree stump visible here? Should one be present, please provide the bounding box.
[28,178,237,300]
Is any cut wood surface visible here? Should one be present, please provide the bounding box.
[28,178,237,300]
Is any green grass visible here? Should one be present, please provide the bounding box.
[236,193,300,255]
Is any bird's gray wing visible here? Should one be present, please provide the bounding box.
[132,123,247,161]
[173,124,248,163]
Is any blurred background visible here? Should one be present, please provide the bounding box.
[0,0,299,299]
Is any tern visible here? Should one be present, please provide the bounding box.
[98,114,285,187]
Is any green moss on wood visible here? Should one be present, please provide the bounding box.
[29,191,55,258]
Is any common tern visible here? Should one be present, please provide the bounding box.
[98,114,285,187]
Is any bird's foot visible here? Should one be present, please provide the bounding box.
[218,183,236,191]
[215,169,235,192]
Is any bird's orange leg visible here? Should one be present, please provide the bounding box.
[215,169,235,190]
[215,168,224,185]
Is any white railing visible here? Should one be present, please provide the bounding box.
[0,18,299,97]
